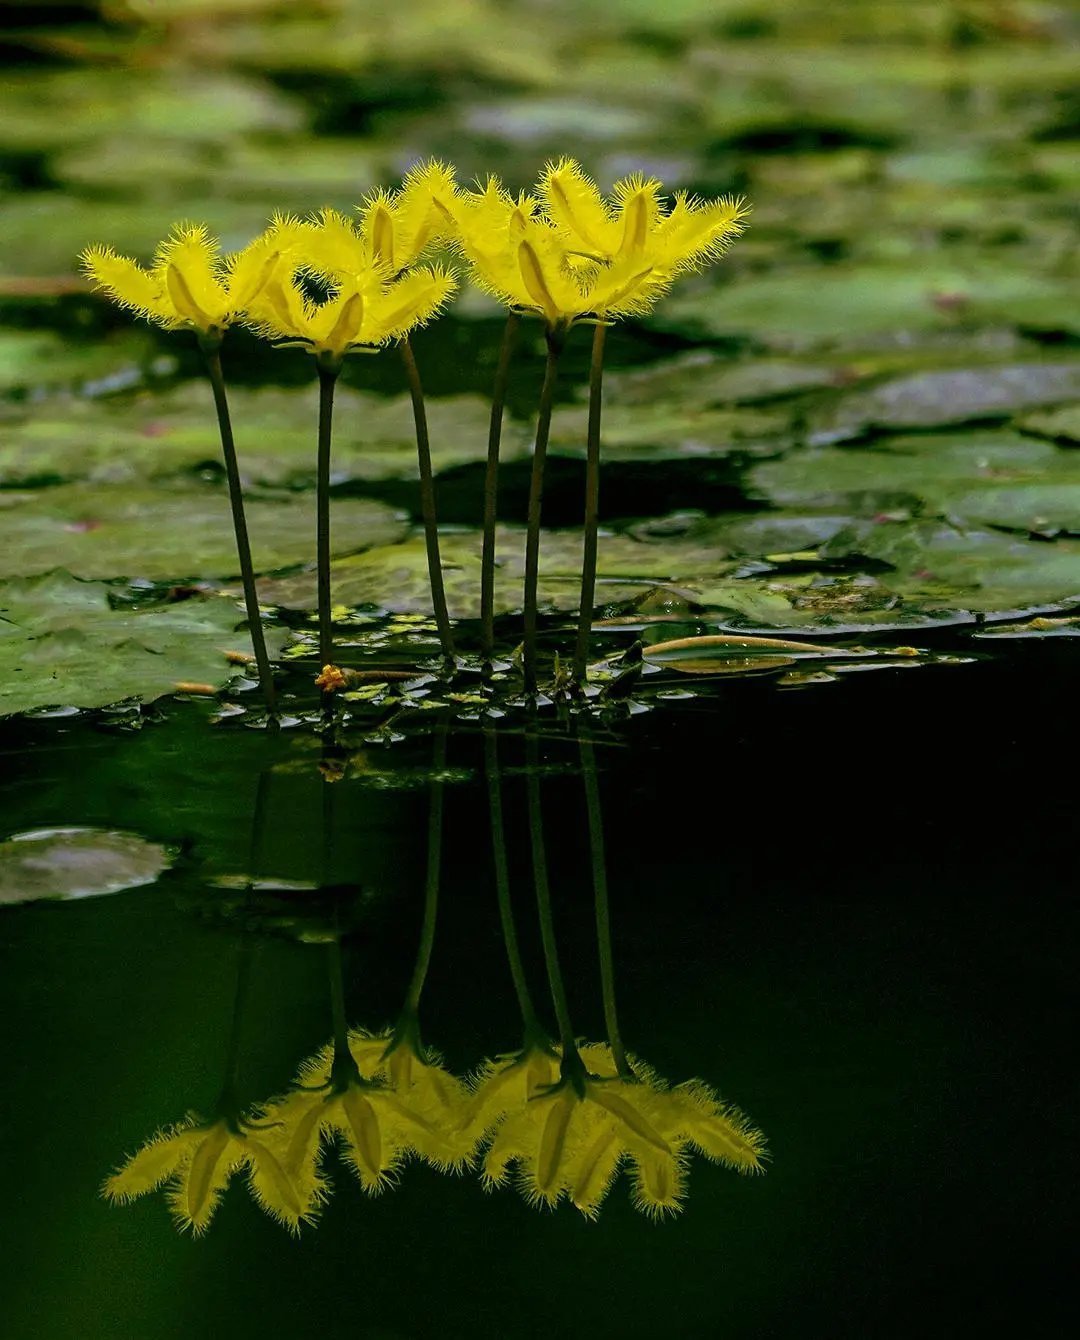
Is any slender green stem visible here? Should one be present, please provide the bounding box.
[402,723,447,1015]
[400,338,455,667]
[572,322,608,684]
[217,936,256,1113]
[523,325,567,694]
[316,362,339,669]
[327,937,351,1061]
[526,728,576,1054]
[483,726,539,1029]
[202,347,276,711]
[579,733,631,1077]
[481,312,521,665]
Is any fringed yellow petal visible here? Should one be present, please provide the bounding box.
[655,194,750,272]
[631,1147,687,1219]
[301,207,366,282]
[79,246,174,326]
[588,1084,670,1156]
[166,263,213,329]
[535,1089,576,1197]
[539,157,613,255]
[154,224,226,328]
[325,291,366,354]
[569,1126,621,1220]
[370,204,396,269]
[366,266,457,342]
[340,1088,383,1185]
[178,1122,232,1234]
[517,241,560,324]
[246,1141,306,1231]
[103,1124,198,1201]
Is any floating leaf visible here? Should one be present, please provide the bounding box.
[0,485,407,581]
[0,827,172,905]
[0,570,287,717]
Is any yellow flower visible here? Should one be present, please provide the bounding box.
[80,218,300,340]
[537,156,749,276]
[246,259,456,362]
[264,1031,467,1201]
[449,178,670,327]
[103,1110,312,1236]
[298,161,458,281]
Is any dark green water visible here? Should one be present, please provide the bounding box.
[2,654,1073,1339]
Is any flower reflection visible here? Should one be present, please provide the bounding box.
[263,1029,465,1205]
[104,1109,311,1236]
[475,1041,765,1220]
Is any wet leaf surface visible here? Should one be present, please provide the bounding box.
[0,486,407,581]
[0,570,286,716]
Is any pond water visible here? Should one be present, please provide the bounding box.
[1,650,1074,1338]
[2,1,1078,1335]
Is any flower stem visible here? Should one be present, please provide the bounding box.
[572,321,607,684]
[579,733,631,1078]
[316,361,339,670]
[526,727,576,1056]
[400,338,455,667]
[402,722,447,1016]
[481,311,521,665]
[484,725,539,1029]
[523,324,567,694]
[201,347,276,711]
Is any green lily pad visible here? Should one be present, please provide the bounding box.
[654,265,1080,349]
[596,354,849,408]
[0,570,286,717]
[0,386,514,488]
[256,524,742,618]
[0,827,173,904]
[748,430,1065,513]
[0,485,407,581]
[549,400,791,461]
[809,363,1080,445]
[0,329,158,397]
[1018,402,1080,447]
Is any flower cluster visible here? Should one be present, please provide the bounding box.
[104,1033,766,1235]
[81,158,746,342]
[79,159,748,697]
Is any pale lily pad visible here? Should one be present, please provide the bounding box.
[0,570,286,717]
[0,827,172,905]
[809,363,1080,445]
[549,401,791,461]
[595,353,848,408]
[0,486,407,581]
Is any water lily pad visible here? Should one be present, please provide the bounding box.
[256,525,742,618]
[1018,402,1080,447]
[0,827,173,905]
[549,401,791,461]
[0,486,407,581]
[748,430,1065,513]
[654,265,1080,349]
[809,363,1080,445]
[0,329,157,397]
[596,353,848,408]
[0,570,286,717]
[0,386,515,488]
